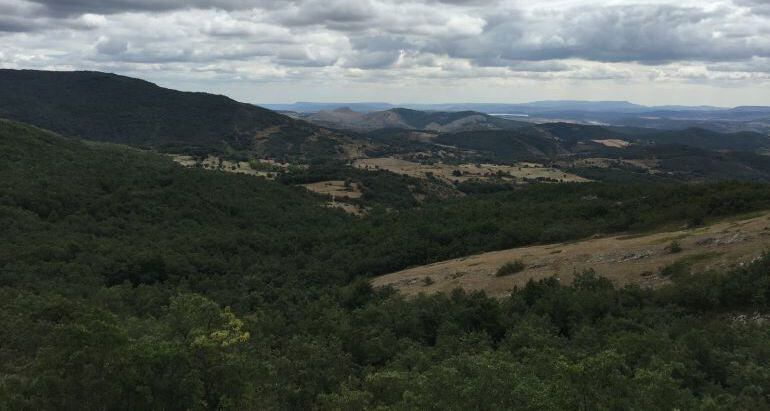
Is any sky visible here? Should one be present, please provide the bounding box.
[1,0,770,106]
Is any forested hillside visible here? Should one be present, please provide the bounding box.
[3,118,770,408]
[0,70,325,154]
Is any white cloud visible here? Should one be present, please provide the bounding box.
[0,0,769,105]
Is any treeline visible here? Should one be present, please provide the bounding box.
[3,119,770,408]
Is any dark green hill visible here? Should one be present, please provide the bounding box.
[531,123,770,151]
[534,123,627,146]
[630,144,770,181]
[0,69,330,155]
[435,129,564,162]
[636,127,770,151]
[389,108,528,130]
[0,118,355,288]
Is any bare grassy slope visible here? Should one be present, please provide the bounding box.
[373,211,770,297]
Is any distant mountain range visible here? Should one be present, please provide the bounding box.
[265,101,770,134]
[263,100,734,114]
[267,102,396,112]
[289,107,529,133]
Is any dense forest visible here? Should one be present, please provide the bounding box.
[2,118,770,409]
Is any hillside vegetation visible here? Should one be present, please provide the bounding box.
[4,118,770,408]
[0,69,344,157]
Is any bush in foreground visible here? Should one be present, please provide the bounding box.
[496,260,526,277]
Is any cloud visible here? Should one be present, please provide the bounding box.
[95,36,128,55]
[735,0,770,15]
[277,0,376,28]
[1,0,769,104]
[438,4,770,65]
[0,15,35,32]
[26,0,269,15]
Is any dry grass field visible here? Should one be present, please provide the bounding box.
[300,180,362,199]
[300,180,364,215]
[373,211,770,298]
[591,139,631,148]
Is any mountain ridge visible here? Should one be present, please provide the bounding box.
[297,107,530,132]
[0,69,328,155]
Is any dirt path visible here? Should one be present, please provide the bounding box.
[372,211,770,297]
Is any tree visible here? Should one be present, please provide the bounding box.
[164,294,251,409]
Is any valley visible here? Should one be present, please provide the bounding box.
[2,69,770,410]
[2,0,770,405]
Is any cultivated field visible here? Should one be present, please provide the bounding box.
[373,211,770,297]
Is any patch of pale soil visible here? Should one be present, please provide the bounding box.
[591,139,631,148]
[301,180,362,199]
[354,157,589,183]
[372,211,770,298]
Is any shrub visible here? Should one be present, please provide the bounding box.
[659,260,690,277]
[496,260,526,277]
[666,241,683,254]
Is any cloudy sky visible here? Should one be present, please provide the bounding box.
[1,0,769,106]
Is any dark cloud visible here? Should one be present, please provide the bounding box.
[735,0,770,15]
[0,15,36,32]
[27,0,276,15]
[96,37,128,55]
[277,0,375,29]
